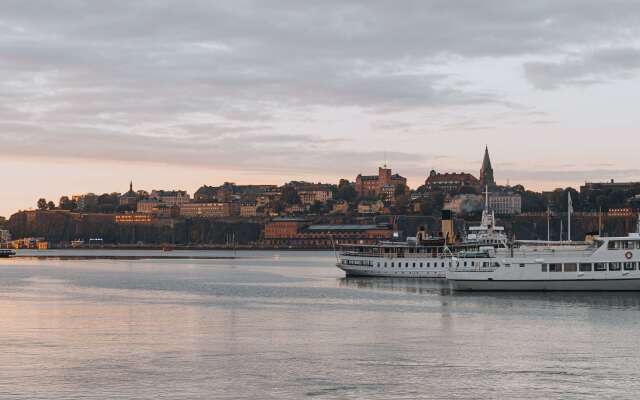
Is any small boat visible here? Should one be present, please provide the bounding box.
[0,249,16,258]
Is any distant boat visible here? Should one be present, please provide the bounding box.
[0,249,16,258]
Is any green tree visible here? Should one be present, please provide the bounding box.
[37,198,47,210]
[337,184,357,203]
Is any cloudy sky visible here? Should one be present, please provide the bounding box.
[2,1,640,216]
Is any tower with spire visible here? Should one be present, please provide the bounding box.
[479,146,496,188]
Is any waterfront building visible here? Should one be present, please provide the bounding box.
[179,202,240,218]
[240,202,260,217]
[0,229,11,243]
[263,218,393,247]
[119,181,138,207]
[194,185,217,202]
[479,146,496,188]
[580,179,640,195]
[425,171,479,193]
[137,199,161,214]
[264,217,311,239]
[114,214,153,224]
[149,190,190,206]
[355,166,407,197]
[357,200,385,215]
[490,192,522,215]
[298,187,333,205]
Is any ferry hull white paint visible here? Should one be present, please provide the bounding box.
[450,278,640,291]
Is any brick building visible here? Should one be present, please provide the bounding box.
[355,166,407,197]
[425,171,479,193]
[262,218,393,247]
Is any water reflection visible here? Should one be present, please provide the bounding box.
[339,276,451,296]
[339,276,640,309]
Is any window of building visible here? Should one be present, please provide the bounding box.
[609,262,621,271]
[549,263,562,272]
[579,263,592,272]
[594,263,607,271]
[624,262,636,271]
[564,263,577,272]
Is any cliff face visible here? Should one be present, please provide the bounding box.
[7,211,261,245]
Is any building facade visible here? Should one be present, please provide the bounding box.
[489,193,522,215]
[262,219,394,247]
[179,202,239,218]
[119,181,138,207]
[355,166,407,197]
[425,171,479,193]
[149,190,190,206]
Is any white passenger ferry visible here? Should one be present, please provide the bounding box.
[447,217,640,291]
[336,207,506,278]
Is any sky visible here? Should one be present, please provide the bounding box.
[1,1,640,217]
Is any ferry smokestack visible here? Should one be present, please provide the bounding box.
[441,210,456,245]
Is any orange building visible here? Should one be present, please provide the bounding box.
[263,218,393,247]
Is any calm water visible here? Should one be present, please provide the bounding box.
[2,250,640,399]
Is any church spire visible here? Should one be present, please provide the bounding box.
[129,181,133,192]
[480,146,495,187]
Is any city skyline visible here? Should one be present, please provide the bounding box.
[2,1,640,217]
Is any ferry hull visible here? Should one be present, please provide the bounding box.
[337,264,446,278]
[450,278,640,291]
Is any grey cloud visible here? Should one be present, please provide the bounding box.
[524,47,640,89]
[2,0,640,172]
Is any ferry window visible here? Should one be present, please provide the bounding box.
[624,262,636,271]
[413,263,416,268]
[420,263,423,268]
[579,263,592,272]
[609,262,621,271]
[623,241,631,249]
[505,263,511,267]
[391,262,394,268]
[471,262,475,267]
[406,263,409,268]
[493,262,500,267]
[384,262,387,268]
[564,263,577,272]
[463,262,467,267]
[549,263,562,272]
[541,264,547,272]
[377,262,380,267]
[594,263,607,271]
[607,241,617,250]
[519,263,525,268]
